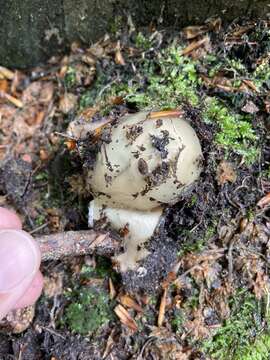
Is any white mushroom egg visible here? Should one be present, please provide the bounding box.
[87,111,202,211]
[84,111,203,271]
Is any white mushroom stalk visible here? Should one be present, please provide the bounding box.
[69,110,203,271]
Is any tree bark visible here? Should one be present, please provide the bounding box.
[1,0,270,68]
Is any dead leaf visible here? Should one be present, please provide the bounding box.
[35,110,45,125]
[10,70,22,95]
[201,73,258,94]
[147,327,192,359]
[207,17,222,32]
[242,79,258,93]
[239,218,249,232]
[119,294,143,313]
[265,99,270,113]
[183,18,221,39]
[148,110,184,119]
[0,66,14,80]
[109,278,117,300]
[22,81,54,105]
[217,161,237,185]
[115,47,126,66]
[216,84,235,92]
[75,106,98,122]
[43,273,63,298]
[257,193,270,208]
[89,43,105,59]
[0,90,23,108]
[39,149,49,161]
[158,288,167,327]
[114,304,138,332]
[109,96,124,105]
[184,308,210,339]
[59,64,68,78]
[230,24,255,37]
[253,271,269,299]
[81,53,96,66]
[102,329,115,358]
[59,93,77,114]
[241,100,259,114]
[181,37,209,56]
[65,139,77,151]
[182,25,208,39]
[162,271,177,288]
[0,79,8,92]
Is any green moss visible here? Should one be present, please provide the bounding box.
[178,219,217,257]
[171,308,186,332]
[109,15,124,35]
[226,59,247,76]
[260,165,270,181]
[80,256,118,280]
[178,237,206,256]
[101,44,200,111]
[234,332,270,360]
[203,97,259,163]
[64,66,77,88]
[253,62,270,89]
[35,214,46,226]
[64,287,112,335]
[135,32,152,50]
[79,92,96,109]
[202,291,265,360]
[62,257,118,335]
[204,223,217,241]
[187,194,198,207]
[78,71,113,110]
[34,171,48,181]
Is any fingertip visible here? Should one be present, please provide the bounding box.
[0,229,41,292]
[0,207,22,229]
[0,230,42,320]
[14,271,43,309]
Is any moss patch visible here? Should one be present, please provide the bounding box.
[203,97,259,163]
[64,287,112,335]
[202,291,267,359]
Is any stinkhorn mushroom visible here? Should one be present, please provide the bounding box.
[68,110,203,271]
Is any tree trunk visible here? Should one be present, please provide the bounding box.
[1,0,269,68]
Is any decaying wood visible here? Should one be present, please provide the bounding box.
[36,230,119,262]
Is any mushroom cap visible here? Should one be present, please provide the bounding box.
[87,111,203,211]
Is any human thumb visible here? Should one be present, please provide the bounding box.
[0,229,41,320]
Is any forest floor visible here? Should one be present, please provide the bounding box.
[1,16,270,360]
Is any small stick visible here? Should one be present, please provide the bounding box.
[35,230,119,262]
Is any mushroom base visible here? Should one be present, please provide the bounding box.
[88,199,162,271]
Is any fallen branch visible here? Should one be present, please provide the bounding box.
[36,230,120,262]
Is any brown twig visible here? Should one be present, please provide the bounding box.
[35,230,119,262]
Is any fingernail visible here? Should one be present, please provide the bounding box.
[0,230,39,292]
